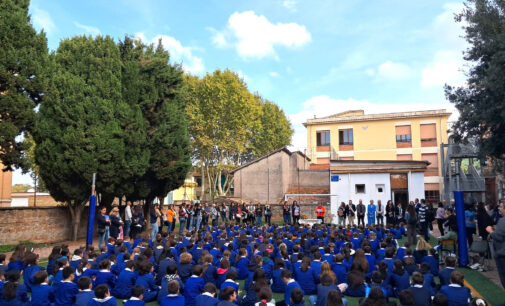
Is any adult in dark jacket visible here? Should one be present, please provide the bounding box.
[486,202,505,289]
[477,202,494,240]
[109,207,122,239]
[385,200,396,225]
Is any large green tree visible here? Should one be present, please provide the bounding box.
[33,36,148,240]
[446,0,505,160]
[119,37,191,204]
[0,0,48,171]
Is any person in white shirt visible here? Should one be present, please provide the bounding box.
[124,201,133,238]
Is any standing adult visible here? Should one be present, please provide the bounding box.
[486,202,505,289]
[357,200,366,227]
[264,202,272,225]
[150,204,161,239]
[166,204,176,233]
[405,205,418,246]
[417,201,429,242]
[131,205,144,239]
[109,207,123,239]
[376,200,384,226]
[195,203,202,230]
[367,200,376,225]
[292,201,301,225]
[220,203,228,223]
[386,200,395,225]
[247,202,256,224]
[210,204,219,226]
[395,202,404,225]
[315,202,326,224]
[97,207,110,249]
[465,204,477,247]
[338,202,346,227]
[435,202,446,236]
[204,203,212,227]
[178,204,187,235]
[282,200,291,225]
[124,201,132,238]
[255,204,263,226]
[477,202,493,241]
[187,204,194,231]
[347,200,356,226]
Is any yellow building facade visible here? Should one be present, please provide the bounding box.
[304,109,451,202]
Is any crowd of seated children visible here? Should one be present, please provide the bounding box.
[0,221,485,306]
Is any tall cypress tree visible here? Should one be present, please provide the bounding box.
[0,0,48,170]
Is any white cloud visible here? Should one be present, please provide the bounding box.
[282,0,297,12]
[236,70,250,83]
[365,69,375,77]
[211,11,311,60]
[31,7,56,34]
[377,61,413,79]
[137,33,205,75]
[421,3,468,89]
[288,95,457,151]
[74,22,101,36]
[421,50,466,88]
[269,71,280,78]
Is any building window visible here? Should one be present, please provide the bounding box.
[395,125,412,143]
[339,129,353,145]
[425,190,440,203]
[376,184,385,193]
[420,124,437,142]
[355,184,365,194]
[316,130,330,146]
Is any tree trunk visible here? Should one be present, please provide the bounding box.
[200,164,205,201]
[68,203,85,241]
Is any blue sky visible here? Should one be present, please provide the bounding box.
[15,0,467,185]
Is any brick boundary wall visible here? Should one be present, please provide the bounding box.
[0,206,88,245]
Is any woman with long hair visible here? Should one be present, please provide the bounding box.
[351,249,369,275]
[405,204,417,246]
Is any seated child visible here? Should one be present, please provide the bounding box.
[0,270,29,305]
[184,265,205,306]
[217,286,238,306]
[345,270,366,297]
[332,254,348,285]
[439,271,472,306]
[220,270,239,293]
[408,272,431,306]
[88,284,117,306]
[134,260,158,302]
[194,283,219,306]
[438,256,456,287]
[0,254,6,274]
[23,252,43,292]
[281,269,303,306]
[75,276,95,306]
[290,288,305,306]
[271,258,286,293]
[94,259,116,289]
[159,264,184,303]
[398,289,415,306]
[54,267,79,306]
[160,280,185,306]
[421,248,439,276]
[255,287,275,306]
[111,260,136,299]
[124,286,146,306]
[390,260,410,297]
[30,271,55,306]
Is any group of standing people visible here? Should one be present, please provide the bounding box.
[336,199,408,227]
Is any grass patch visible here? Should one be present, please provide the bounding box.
[0,241,48,253]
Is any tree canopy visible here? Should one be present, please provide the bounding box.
[0,0,48,171]
[446,0,505,160]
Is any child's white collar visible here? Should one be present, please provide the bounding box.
[202,292,215,297]
[130,297,141,300]
[449,284,462,287]
[224,279,238,284]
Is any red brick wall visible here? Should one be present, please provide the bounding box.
[0,207,88,245]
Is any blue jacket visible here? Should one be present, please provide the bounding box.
[74,290,95,306]
[87,296,117,306]
[439,267,456,287]
[159,276,184,303]
[195,294,219,306]
[111,269,136,299]
[220,280,239,292]
[331,263,348,284]
[390,271,410,296]
[310,261,322,277]
[439,285,471,306]
[184,276,205,306]
[285,280,303,306]
[203,265,218,286]
[421,255,439,276]
[123,298,145,306]
[236,257,249,280]
[271,269,286,293]
[315,284,340,306]
[157,258,177,281]
[294,267,317,295]
[94,271,116,289]
[23,265,43,292]
[177,263,193,282]
[54,281,79,306]
[409,286,431,306]
[160,294,185,306]
[30,284,55,306]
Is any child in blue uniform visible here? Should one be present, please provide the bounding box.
[438,256,456,287]
[124,286,146,306]
[23,252,43,292]
[235,248,249,280]
[421,248,439,276]
[88,284,117,306]
[135,260,158,302]
[94,259,116,290]
[271,258,286,293]
[194,283,219,306]
[281,269,303,306]
[184,265,205,306]
[111,260,136,299]
[31,271,55,306]
[408,272,432,306]
[54,266,79,306]
[439,271,472,306]
[216,287,237,306]
[294,257,317,295]
[390,260,410,297]
[290,287,305,306]
[160,280,185,306]
[75,276,95,306]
